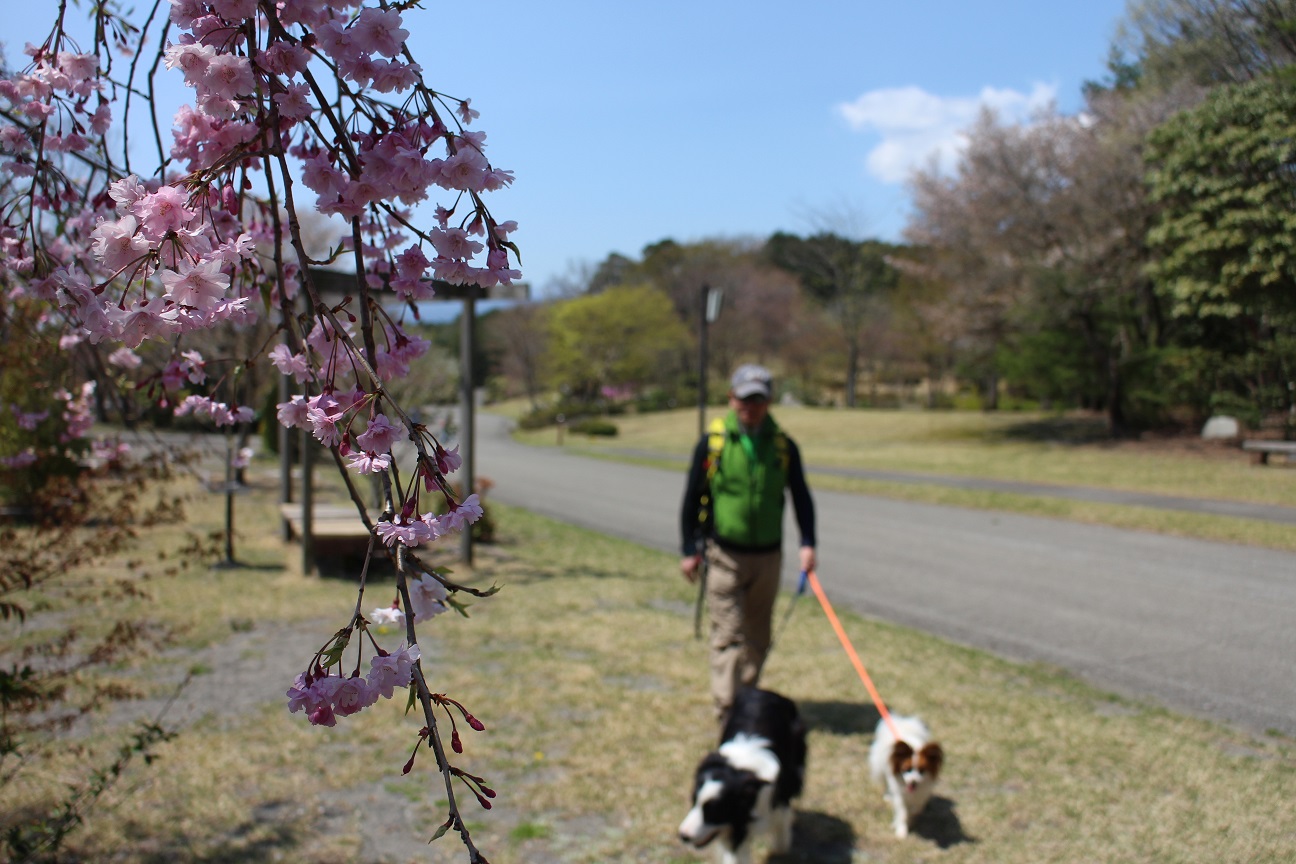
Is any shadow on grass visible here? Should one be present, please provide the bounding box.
[799,700,881,737]
[911,795,976,849]
[993,414,1111,445]
[209,561,284,574]
[780,809,856,863]
[487,563,622,586]
[129,802,306,864]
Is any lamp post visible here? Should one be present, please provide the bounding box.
[697,284,724,439]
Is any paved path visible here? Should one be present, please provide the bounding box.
[603,447,1296,525]
[472,413,1296,738]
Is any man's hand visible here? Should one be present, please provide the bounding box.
[680,554,702,584]
[799,546,816,576]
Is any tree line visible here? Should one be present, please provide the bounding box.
[480,0,1296,439]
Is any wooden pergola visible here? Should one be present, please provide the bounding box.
[280,270,524,574]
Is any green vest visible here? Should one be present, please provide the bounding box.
[707,412,789,548]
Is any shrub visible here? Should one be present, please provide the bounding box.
[569,418,618,437]
[516,405,565,430]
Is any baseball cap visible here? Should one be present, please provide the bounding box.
[730,364,772,400]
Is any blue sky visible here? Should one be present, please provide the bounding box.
[10,1,1133,296]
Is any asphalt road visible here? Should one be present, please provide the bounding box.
[472,413,1296,738]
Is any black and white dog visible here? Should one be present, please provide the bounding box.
[678,688,807,864]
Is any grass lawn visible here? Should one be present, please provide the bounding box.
[8,459,1292,863]
[510,404,1296,551]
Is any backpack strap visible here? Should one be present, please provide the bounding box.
[698,417,728,527]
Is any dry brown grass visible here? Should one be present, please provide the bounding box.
[8,460,1294,864]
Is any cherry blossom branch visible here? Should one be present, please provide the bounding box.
[3,2,517,860]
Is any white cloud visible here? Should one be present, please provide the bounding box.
[836,82,1057,184]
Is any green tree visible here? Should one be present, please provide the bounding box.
[1146,75,1296,426]
[1147,76,1296,317]
[544,284,689,403]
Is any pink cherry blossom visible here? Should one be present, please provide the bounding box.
[434,147,489,193]
[332,675,378,717]
[180,350,207,383]
[435,444,461,475]
[272,83,313,122]
[159,258,230,310]
[134,186,194,239]
[56,51,98,81]
[435,494,484,537]
[366,642,420,698]
[277,395,310,428]
[286,672,321,714]
[10,405,48,430]
[374,516,432,548]
[108,175,149,214]
[164,42,217,89]
[268,344,312,383]
[107,347,142,369]
[370,605,406,629]
[306,393,346,446]
[356,413,401,452]
[201,52,254,102]
[430,227,483,261]
[12,0,526,772]
[2,450,38,469]
[351,7,409,59]
[346,451,391,474]
[91,215,151,271]
[210,0,258,22]
[408,573,449,622]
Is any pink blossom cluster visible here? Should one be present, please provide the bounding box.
[374,495,484,551]
[4,3,510,847]
[57,382,96,443]
[10,405,49,431]
[0,450,38,470]
[0,44,106,176]
[87,438,132,469]
[287,641,421,727]
[19,174,259,354]
[169,0,520,288]
[174,395,254,427]
[3,0,519,441]
[161,351,208,391]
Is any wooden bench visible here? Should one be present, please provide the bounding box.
[279,502,374,542]
[1241,440,1296,465]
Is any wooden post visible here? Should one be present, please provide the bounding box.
[301,423,314,576]
[278,372,292,542]
[459,293,475,566]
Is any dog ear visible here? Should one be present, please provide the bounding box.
[919,742,944,778]
[890,740,914,775]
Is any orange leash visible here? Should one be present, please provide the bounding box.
[804,569,901,740]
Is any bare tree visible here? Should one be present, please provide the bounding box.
[765,229,899,408]
[1116,0,1296,87]
[906,84,1197,431]
[486,303,549,408]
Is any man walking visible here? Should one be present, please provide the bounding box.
[680,363,816,721]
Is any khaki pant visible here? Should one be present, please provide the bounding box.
[705,543,782,721]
